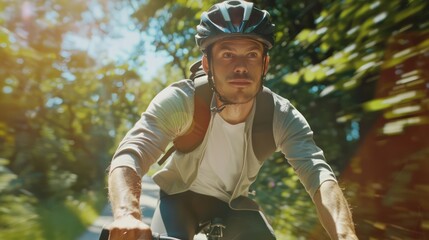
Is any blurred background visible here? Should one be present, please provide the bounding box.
[0,0,428,239]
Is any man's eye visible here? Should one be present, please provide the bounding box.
[248,52,259,58]
[222,52,233,58]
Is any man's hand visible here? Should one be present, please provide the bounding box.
[108,166,149,239]
[108,215,152,240]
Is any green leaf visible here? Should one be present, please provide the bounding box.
[282,72,300,85]
[394,3,425,23]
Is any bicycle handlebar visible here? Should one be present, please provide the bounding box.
[99,228,181,240]
[152,233,182,240]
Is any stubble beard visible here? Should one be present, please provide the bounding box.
[214,77,260,105]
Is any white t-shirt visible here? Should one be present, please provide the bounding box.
[189,114,245,202]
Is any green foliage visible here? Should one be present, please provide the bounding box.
[252,154,322,238]
[261,0,429,238]
[0,0,165,238]
[37,190,106,240]
[1,157,105,240]
[130,0,216,78]
[0,159,43,239]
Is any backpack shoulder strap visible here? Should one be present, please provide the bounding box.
[252,87,276,161]
[158,61,211,165]
[173,76,212,152]
[189,60,206,80]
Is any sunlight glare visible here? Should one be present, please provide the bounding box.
[391,105,421,115]
[320,85,336,97]
[373,12,387,24]
[383,91,417,105]
[396,75,419,85]
[382,117,422,135]
[393,48,413,59]
[21,1,35,21]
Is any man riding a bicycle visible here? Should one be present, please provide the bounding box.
[107,1,358,239]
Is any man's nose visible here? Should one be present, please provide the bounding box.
[233,58,248,73]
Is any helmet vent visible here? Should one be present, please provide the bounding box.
[196,0,275,51]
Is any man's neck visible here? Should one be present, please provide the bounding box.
[217,98,255,125]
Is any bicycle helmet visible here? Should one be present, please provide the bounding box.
[195,0,275,52]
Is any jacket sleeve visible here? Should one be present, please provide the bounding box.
[109,80,195,177]
[274,96,337,197]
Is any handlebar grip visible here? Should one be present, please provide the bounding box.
[152,234,183,240]
[99,228,109,240]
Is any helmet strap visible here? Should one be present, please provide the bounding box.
[206,50,232,112]
[260,48,269,91]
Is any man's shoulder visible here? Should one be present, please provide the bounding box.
[170,79,196,93]
[159,79,196,101]
[149,79,195,110]
[269,91,310,128]
[269,90,292,112]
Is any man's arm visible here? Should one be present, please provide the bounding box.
[107,166,152,240]
[313,180,358,240]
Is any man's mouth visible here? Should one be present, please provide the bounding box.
[227,75,252,86]
[228,79,252,87]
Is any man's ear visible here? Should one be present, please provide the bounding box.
[264,55,270,75]
[202,55,209,73]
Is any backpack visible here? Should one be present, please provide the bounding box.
[158,60,276,165]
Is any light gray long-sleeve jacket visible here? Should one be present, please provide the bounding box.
[110,79,337,210]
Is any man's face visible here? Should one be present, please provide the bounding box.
[203,38,270,105]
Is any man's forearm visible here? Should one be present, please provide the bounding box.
[313,180,358,240]
[109,166,142,219]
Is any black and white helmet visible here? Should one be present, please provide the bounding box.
[195,0,275,52]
